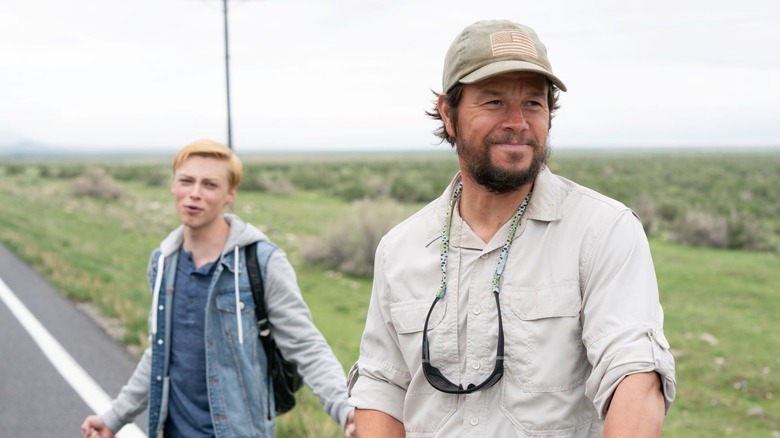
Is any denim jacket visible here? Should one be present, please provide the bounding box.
[101,214,352,437]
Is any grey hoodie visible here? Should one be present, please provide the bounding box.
[102,214,352,435]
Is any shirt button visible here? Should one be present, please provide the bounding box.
[473,305,481,314]
[157,339,163,345]
[472,361,481,370]
[156,375,162,381]
[239,302,245,310]
[158,305,164,310]
[470,417,479,426]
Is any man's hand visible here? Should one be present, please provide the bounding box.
[80,415,115,438]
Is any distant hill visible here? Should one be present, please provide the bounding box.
[0,140,65,157]
[0,133,165,158]
[0,130,64,157]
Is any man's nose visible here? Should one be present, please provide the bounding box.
[502,104,528,131]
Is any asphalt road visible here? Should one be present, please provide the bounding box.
[0,243,147,437]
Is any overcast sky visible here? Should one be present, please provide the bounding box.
[2,0,779,154]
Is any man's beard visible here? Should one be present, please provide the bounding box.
[457,134,550,194]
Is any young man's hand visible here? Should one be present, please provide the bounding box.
[344,408,357,438]
[80,415,115,438]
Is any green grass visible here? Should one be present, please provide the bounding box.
[1,151,779,436]
[652,240,780,436]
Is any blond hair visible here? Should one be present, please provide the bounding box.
[172,140,243,191]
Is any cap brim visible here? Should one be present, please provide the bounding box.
[460,60,567,92]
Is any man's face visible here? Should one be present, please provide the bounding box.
[441,71,551,193]
[171,156,236,232]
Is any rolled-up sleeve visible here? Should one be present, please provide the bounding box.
[581,210,677,417]
[348,238,410,422]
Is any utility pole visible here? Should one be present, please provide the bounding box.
[222,0,233,149]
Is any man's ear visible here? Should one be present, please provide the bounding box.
[438,94,456,139]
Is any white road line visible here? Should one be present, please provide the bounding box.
[0,277,146,438]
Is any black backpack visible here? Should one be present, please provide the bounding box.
[245,242,304,416]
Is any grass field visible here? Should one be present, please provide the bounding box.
[1,150,778,437]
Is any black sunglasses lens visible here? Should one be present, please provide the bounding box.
[423,362,462,392]
[421,292,504,394]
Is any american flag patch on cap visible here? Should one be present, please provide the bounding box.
[490,31,538,58]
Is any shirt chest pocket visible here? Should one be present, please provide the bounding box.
[389,300,446,367]
[215,286,256,313]
[389,300,456,436]
[215,287,257,341]
[390,300,445,334]
[504,282,587,392]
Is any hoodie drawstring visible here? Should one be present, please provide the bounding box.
[234,245,244,345]
[151,253,165,336]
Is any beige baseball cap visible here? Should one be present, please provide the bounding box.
[442,20,567,93]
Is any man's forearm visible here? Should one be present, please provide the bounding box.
[354,408,404,438]
[604,372,665,438]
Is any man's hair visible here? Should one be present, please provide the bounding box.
[426,81,561,147]
[172,139,243,191]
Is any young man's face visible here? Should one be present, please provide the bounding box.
[441,71,551,193]
[171,155,236,232]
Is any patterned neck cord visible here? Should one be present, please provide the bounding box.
[436,180,532,299]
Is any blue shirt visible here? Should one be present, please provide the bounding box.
[165,246,217,438]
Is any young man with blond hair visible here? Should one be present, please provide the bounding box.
[82,140,355,438]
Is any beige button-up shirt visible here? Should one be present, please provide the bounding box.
[349,167,676,437]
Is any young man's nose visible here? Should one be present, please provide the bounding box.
[188,184,202,198]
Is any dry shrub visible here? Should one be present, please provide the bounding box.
[4,164,26,176]
[657,201,681,222]
[668,208,774,251]
[241,175,296,196]
[671,210,729,248]
[632,196,657,236]
[266,179,295,196]
[71,167,126,200]
[725,210,775,251]
[303,199,407,276]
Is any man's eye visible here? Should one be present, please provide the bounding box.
[523,101,545,111]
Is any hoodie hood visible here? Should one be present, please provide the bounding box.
[158,213,268,258]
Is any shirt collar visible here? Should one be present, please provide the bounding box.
[524,166,564,223]
[425,166,564,247]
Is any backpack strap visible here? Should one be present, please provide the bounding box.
[244,240,303,417]
[245,242,273,351]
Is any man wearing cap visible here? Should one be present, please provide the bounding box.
[347,20,676,437]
